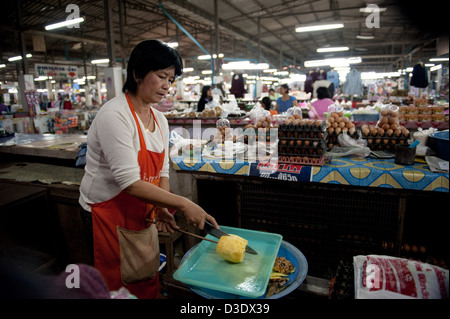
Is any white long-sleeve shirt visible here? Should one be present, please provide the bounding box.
[79,93,170,211]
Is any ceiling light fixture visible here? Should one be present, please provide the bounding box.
[295,23,344,33]
[356,35,374,40]
[359,7,387,13]
[45,17,85,30]
[222,62,269,70]
[317,46,349,53]
[304,57,361,68]
[91,58,110,64]
[197,53,224,60]
[429,57,449,62]
[8,53,32,62]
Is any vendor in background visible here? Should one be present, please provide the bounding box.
[275,84,298,113]
[268,88,278,101]
[261,96,277,116]
[79,39,218,299]
[308,86,335,120]
[197,85,212,112]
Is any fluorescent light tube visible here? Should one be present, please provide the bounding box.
[356,35,374,40]
[45,17,85,30]
[91,58,110,64]
[429,57,449,62]
[359,7,387,13]
[8,54,32,61]
[296,23,344,33]
[317,46,349,53]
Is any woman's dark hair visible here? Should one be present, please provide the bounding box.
[316,86,330,99]
[122,39,183,94]
[200,85,211,99]
[261,96,272,110]
[280,84,289,93]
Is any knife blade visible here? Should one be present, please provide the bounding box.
[204,221,258,254]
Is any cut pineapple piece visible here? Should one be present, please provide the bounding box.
[216,234,248,263]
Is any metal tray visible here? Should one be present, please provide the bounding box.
[173,226,282,298]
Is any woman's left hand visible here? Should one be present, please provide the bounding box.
[154,207,179,233]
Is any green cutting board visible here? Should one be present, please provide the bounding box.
[173,226,282,298]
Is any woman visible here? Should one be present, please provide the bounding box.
[275,84,298,113]
[309,86,335,120]
[79,40,218,299]
[197,85,212,112]
[261,96,277,116]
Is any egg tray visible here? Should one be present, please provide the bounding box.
[361,133,410,151]
[278,121,327,133]
[278,154,330,166]
[278,140,327,157]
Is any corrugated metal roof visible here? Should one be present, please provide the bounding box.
[0,0,447,81]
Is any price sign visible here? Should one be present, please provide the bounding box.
[249,162,312,182]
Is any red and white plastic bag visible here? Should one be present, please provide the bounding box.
[354,255,449,299]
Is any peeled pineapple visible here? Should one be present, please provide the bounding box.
[216,234,248,263]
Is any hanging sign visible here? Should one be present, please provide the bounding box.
[35,63,78,80]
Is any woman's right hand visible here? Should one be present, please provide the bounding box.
[178,197,219,230]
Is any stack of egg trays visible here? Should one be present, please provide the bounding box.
[361,133,410,152]
[277,120,328,159]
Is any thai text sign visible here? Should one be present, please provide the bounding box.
[35,63,78,79]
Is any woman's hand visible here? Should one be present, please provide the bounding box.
[178,198,219,230]
[154,207,179,233]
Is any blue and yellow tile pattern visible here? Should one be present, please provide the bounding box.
[172,156,449,192]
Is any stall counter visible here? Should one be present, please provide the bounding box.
[172,155,449,193]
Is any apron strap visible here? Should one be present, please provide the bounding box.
[126,93,164,149]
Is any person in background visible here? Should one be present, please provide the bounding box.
[197,85,212,112]
[309,86,335,120]
[268,88,278,101]
[0,95,9,113]
[261,96,277,116]
[79,39,218,299]
[275,84,298,113]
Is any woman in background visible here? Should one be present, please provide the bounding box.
[197,85,212,112]
[309,86,335,120]
[275,84,298,113]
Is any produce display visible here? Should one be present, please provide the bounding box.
[398,104,446,124]
[216,234,248,263]
[278,114,328,165]
[243,114,278,144]
[360,105,410,151]
[325,110,358,149]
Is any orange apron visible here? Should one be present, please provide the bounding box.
[91,94,165,299]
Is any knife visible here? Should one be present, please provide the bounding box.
[204,221,258,255]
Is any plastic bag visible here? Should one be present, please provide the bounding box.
[326,133,371,157]
[354,255,449,299]
[286,106,303,119]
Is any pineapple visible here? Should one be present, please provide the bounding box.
[216,234,248,263]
